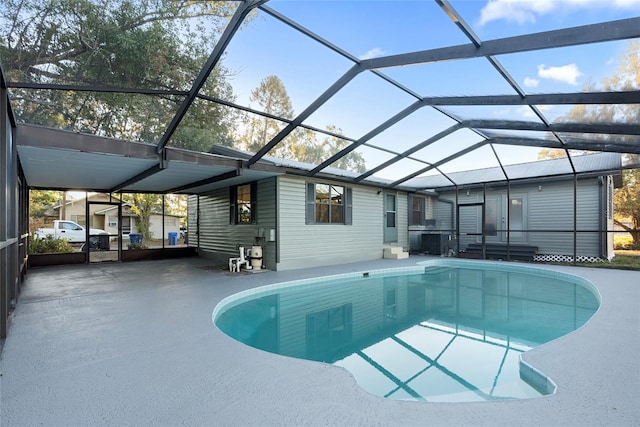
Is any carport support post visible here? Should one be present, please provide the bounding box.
[482,184,487,260]
[85,191,90,263]
[507,181,511,261]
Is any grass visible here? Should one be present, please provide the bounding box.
[561,251,640,271]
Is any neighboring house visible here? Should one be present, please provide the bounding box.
[94,204,182,240]
[44,193,183,240]
[189,153,621,270]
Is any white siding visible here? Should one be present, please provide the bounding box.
[277,176,407,270]
[147,214,180,240]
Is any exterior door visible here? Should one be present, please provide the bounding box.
[484,196,501,243]
[383,191,398,243]
[484,195,526,242]
[88,201,121,263]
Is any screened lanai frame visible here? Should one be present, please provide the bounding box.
[3,0,640,260]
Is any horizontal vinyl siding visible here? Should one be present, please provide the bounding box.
[187,195,198,246]
[189,178,277,270]
[528,179,600,256]
[277,276,410,358]
[435,179,603,257]
[277,176,384,270]
[397,193,409,250]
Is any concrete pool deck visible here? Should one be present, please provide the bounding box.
[1,256,638,426]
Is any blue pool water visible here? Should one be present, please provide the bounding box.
[213,261,600,402]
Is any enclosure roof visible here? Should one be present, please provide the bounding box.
[3,0,639,194]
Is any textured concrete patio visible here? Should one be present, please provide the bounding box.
[1,257,638,426]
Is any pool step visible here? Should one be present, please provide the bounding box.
[383,246,409,259]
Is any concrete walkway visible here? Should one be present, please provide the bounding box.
[1,257,638,426]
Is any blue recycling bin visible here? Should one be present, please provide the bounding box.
[129,233,142,245]
[168,232,178,246]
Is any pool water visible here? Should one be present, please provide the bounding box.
[214,262,599,402]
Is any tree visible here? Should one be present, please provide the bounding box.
[539,41,640,246]
[0,0,239,150]
[614,169,640,246]
[125,193,162,241]
[237,75,366,172]
[238,75,294,153]
[29,189,60,231]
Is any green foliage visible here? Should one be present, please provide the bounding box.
[127,241,147,250]
[0,0,238,149]
[614,168,640,246]
[614,235,640,251]
[122,193,162,240]
[29,235,75,254]
[543,41,640,246]
[29,190,59,218]
[235,75,367,173]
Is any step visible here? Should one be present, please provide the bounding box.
[383,247,409,259]
[384,246,405,255]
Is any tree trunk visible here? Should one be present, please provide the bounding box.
[614,219,640,247]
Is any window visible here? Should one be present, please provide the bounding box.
[409,195,434,226]
[509,197,524,238]
[411,196,424,225]
[306,182,352,224]
[71,214,86,226]
[230,183,256,224]
[305,303,352,359]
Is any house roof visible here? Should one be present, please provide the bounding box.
[406,152,623,191]
[4,1,639,194]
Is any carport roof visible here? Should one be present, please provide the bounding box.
[3,1,640,194]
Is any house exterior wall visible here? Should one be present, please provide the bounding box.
[433,177,610,259]
[60,194,114,229]
[276,175,408,271]
[55,196,182,240]
[189,177,277,270]
[408,195,455,254]
[148,214,181,240]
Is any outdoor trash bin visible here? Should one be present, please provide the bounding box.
[97,233,110,250]
[168,232,178,245]
[129,233,142,245]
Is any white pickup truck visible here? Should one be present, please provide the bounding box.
[34,220,108,243]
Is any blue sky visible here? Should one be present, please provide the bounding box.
[216,0,640,180]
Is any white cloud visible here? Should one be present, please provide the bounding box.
[359,48,386,60]
[479,0,640,26]
[479,0,555,25]
[523,77,539,88]
[537,63,583,85]
[518,105,552,118]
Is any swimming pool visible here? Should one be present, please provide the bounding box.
[213,260,600,402]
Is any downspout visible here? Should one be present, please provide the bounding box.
[437,190,456,255]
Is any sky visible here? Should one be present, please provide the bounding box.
[215,0,640,181]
